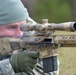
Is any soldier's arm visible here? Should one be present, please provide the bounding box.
[0,58,15,75]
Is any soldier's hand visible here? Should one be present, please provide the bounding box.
[10,51,39,73]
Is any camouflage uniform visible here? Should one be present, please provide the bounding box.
[0,59,15,75]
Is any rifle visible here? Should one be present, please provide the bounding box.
[0,19,76,74]
[19,19,76,74]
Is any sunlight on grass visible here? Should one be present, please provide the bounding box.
[58,47,76,75]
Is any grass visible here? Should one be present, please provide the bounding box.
[58,47,76,75]
[55,31,76,75]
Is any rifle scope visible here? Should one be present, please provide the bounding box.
[20,22,76,32]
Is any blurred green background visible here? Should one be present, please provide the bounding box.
[31,0,72,23]
[21,0,76,75]
[21,0,76,23]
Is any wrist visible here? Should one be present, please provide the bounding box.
[10,54,19,73]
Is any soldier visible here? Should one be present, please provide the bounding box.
[0,0,59,75]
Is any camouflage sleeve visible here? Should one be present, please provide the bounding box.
[26,16,37,24]
[0,58,15,75]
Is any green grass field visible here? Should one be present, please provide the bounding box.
[55,31,76,75]
[58,47,76,75]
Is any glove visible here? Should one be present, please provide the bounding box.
[10,51,39,73]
